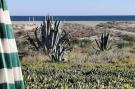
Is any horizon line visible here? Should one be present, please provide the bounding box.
[10,15,135,16]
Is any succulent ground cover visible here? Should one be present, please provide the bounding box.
[22,62,135,89]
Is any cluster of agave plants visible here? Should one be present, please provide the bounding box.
[27,16,111,62]
[27,16,71,62]
[22,63,135,89]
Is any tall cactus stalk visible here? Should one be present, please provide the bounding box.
[95,32,110,51]
[27,16,71,62]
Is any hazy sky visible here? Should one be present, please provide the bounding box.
[7,0,135,16]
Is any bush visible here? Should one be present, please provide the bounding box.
[117,41,134,49]
[71,38,92,48]
[121,35,135,42]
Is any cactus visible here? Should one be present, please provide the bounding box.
[27,16,71,62]
[95,32,110,51]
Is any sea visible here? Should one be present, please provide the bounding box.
[11,16,135,21]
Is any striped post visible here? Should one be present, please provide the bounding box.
[0,0,25,89]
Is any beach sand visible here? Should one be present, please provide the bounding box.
[12,21,135,38]
[12,21,107,27]
[12,21,107,32]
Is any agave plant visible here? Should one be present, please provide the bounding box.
[95,32,110,51]
[27,16,71,62]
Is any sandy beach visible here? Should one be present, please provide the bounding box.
[12,21,135,28]
[12,21,135,37]
[12,21,106,27]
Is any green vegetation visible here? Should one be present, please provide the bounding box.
[22,62,135,89]
[122,35,135,42]
[116,34,135,49]
[117,41,134,49]
[71,38,92,48]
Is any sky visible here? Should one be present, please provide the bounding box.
[7,0,135,16]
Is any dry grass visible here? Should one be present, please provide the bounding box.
[21,53,50,64]
[128,58,135,64]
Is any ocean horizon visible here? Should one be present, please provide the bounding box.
[11,15,135,21]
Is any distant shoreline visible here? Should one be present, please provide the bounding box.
[12,21,135,27]
[12,21,108,27]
